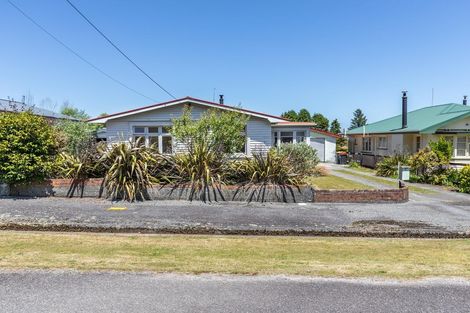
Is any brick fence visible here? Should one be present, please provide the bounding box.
[6,179,408,203]
[313,188,409,203]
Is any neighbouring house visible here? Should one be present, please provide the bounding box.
[347,92,470,167]
[0,98,78,122]
[87,96,336,161]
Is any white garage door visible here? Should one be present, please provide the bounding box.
[310,138,325,162]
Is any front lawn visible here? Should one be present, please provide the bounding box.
[306,175,373,190]
[1,232,469,279]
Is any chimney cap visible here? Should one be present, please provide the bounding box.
[402,90,408,96]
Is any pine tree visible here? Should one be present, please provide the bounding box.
[349,109,367,130]
[281,110,298,121]
[329,118,341,134]
[312,113,329,131]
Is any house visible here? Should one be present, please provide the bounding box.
[347,91,470,167]
[88,96,336,161]
[0,98,78,122]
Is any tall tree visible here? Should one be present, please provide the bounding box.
[329,118,341,134]
[281,110,298,121]
[311,113,329,131]
[349,109,367,130]
[297,108,312,122]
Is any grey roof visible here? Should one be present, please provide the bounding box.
[0,99,78,120]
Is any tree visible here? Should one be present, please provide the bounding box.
[329,119,341,134]
[349,109,367,130]
[60,102,89,120]
[281,110,298,121]
[56,103,103,155]
[171,106,249,154]
[311,113,329,131]
[297,108,312,122]
[0,112,58,183]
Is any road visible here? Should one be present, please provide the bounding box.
[0,270,469,313]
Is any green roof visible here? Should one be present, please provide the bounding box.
[348,103,470,135]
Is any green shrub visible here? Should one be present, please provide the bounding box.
[348,160,360,168]
[457,165,470,193]
[409,148,448,184]
[274,143,319,177]
[0,112,58,183]
[231,150,302,202]
[55,120,97,155]
[429,136,453,163]
[410,147,449,184]
[98,139,158,201]
[375,154,409,178]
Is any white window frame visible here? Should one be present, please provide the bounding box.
[272,129,310,147]
[131,125,173,154]
[362,137,372,152]
[378,136,388,150]
[456,136,468,157]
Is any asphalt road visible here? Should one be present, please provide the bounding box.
[0,271,469,313]
[0,196,470,236]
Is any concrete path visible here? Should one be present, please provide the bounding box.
[0,270,469,313]
[0,197,470,236]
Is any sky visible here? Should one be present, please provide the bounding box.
[1,0,470,129]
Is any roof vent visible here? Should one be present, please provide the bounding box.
[219,94,224,105]
[402,90,408,129]
[463,95,467,106]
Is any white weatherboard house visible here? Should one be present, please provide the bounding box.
[88,96,337,162]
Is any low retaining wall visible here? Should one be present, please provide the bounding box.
[6,179,409,203]
[0,183,9,197]
[313,188,409,203]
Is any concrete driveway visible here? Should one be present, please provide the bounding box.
[0,195,469,236]
[1,270,469,313]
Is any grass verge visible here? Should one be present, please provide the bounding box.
[306,175,373,190]
[0,232,469,279]
[336,169,435,194]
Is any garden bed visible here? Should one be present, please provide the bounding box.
[6,179,408,203]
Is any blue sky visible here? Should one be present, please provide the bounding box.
[1,0,470,129]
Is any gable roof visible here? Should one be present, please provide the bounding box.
[0,99,78,121]
[88,96,288,123]
[348,103,470,135]
[311,128,342,139]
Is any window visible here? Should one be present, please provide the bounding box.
[416,136,421,151]
[148,127,159,134]
[296,131,306,143]
[273,132,279,147]
[133,127,145,134]
[162,136,172,154]
[362,137,372,152]
[132,126,173,153]
[378,136,388,149]
[280,131,294,144]
[457,136,467,157]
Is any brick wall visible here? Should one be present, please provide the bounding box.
[313,188,408,203]
[7,179,409,203]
